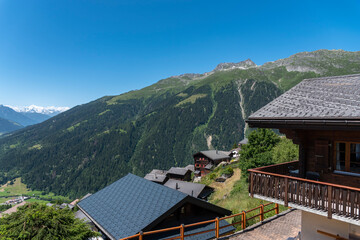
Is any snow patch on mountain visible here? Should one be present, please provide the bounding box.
[6,105,70,116]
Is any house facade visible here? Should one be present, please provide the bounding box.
[246,74,360,239]
[193,150,231,177]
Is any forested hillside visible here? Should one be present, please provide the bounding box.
[0,49,360,198]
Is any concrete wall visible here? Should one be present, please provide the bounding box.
[301,211,360,240]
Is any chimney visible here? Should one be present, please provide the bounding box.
[155,173,157,179]
[176,183,179,190]
[191,190,193,196]
[216,150,218,154]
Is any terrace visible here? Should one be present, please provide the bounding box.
[248,161,360,225]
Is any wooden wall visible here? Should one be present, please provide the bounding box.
[280,129,360,188]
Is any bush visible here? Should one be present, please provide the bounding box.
[0,203,99,239]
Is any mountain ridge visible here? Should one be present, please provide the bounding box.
[0,49,359,198]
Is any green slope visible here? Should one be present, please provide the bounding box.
[0,49,360,198]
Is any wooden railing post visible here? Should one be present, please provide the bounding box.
[215,217,219,239]
[250,172,254,197]
[242,211,246,229]
[275,203,279,214]
[260,204,264,221]
[180,224,184,240]
[139,231,143,240]
[328,185,332,219]
[284,177,289,207]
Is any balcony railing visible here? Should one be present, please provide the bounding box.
[248,161,360,222]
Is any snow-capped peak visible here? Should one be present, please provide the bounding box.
[5,105,70,116]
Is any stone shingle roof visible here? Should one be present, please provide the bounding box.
[194,150,231,162]
[78,173,232,240]
[167,167,191,176]
[248,74,360,120]
[164,179,213,198]
[144,173,168,184]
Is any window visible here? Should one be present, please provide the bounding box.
[335,142,360,173]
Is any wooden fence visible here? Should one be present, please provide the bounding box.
[120,202,279,240]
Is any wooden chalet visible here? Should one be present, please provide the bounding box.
[193,150,230,177]
[246,74,360,239]
[166,167,192,181]
[77,174,233,240]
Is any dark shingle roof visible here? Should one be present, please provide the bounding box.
[78,174,187,239]
[249,74,360,120]
[164,179,212,198]
[144,173,168,184]
[185,164,195,172]
[239,138,248,145]
[194,150,231,161]
[78,174,231,240]
[167,167,191,176]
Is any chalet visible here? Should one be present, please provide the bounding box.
[164,179,214,200]
[144,169,168,184]
[246,74,360,239]
[77,174,234,240]
[166,167,192,181]
[193,150,231,177]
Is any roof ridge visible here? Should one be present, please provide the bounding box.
[302,73,360,82]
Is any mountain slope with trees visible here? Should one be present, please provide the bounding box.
[0,49,359,198]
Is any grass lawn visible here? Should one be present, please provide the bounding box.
[25,198,50,204]
[0,178,71,202]
[202,165,287,230]
[0,197,13,204]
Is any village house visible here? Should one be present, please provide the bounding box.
[144,169,169,184]
[77,173,234,240]
[166,167,192,181]
[246,74,360,239]
[163,179,214,200]
[193,150,231,177]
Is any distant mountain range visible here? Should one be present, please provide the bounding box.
[0,49,359,198]
[0,105,69,135]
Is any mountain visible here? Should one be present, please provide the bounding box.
[0,49,359,198]
[0,105,70,134]
[0,118,23,135]
[9,105,70,117]
[0,105,37,127]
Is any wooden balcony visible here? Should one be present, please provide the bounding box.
[248,161,360,224]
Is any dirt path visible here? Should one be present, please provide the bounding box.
[210,168,241,201]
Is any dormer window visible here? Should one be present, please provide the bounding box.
[335,142,360,173]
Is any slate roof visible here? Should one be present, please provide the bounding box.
[78,173,232,240]
[194,150,231,161]
[185,164,195,172]
[248,74,360,120]
[239,138,248,145]
[167,167,191,176]
[164,179,213,198]
[149,169,167,175]
[144,173,168,184]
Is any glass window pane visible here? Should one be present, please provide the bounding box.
[336,143,346,171]
[350,143,360,173]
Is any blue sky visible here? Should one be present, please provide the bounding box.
[0,0,359,107]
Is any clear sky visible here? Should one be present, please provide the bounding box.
[0,0,359,108]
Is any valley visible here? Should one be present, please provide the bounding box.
[0,49,360,198]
